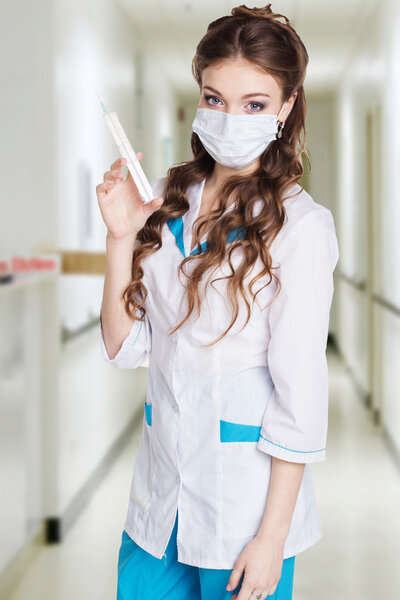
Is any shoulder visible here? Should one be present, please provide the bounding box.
[262,184,339,272]
[270,184,337,251]
[282,183,335,234]
[252,182,336,236]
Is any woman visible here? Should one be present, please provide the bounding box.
[97,4,339,600]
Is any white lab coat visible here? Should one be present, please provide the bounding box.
[100,175,339,569]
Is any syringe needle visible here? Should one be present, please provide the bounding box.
[90,79,108,113]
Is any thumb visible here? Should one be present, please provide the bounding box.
[150,195,164,211]
[226,563,244,593]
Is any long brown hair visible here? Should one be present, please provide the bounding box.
[123,3,310,346]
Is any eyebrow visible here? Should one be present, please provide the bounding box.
[203,85,271,99]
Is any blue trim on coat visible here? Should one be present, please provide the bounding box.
[259,434,325,453]
[220,419,261,442]
[166,217,186,256]
[131,320,143,346]
[167,216,250,258]
[144,402,152,426]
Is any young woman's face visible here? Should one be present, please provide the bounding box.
[199,56,296,120]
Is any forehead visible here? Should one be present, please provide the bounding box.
[201,57,281,97]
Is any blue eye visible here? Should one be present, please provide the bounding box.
[203,94,265,112]
[248,102,264,112]
[204,94,221,105]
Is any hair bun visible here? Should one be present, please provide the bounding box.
[231,3,291,26]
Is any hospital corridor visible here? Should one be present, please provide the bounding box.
[1,0,400,599]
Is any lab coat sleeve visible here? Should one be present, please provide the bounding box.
[256,207,339,464]
[99,175,165,369]
[99,309,152,369]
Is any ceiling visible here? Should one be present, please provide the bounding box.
[117,0,377,98]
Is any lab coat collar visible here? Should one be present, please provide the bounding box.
[167,177,247,257]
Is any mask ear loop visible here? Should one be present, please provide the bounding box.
[277,101,287,139]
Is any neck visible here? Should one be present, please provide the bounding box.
[206,158,260,191]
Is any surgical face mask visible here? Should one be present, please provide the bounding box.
[192,101,287,169]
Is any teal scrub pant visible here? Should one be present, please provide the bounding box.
[117,509,295,599]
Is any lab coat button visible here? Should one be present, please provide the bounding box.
[176,475,181,483]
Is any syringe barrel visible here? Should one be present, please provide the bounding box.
[103,111,154,204]
[107,111,155,204]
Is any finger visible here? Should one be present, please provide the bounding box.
[251,589,267,600]
[96,183,107,201]
[226,564,244,592]
[103,169,124,184]
[108,152,143,185]
[148,195,164,211]
[267,583,278,596]
[235,582,253,600]
[109,152,142,171]
[110,157,127,170]
[96,182,112,200]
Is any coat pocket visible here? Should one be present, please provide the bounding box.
[130,402,154,510]
[220,419,261,442]
[144,400,152,426]
[220,422,272,539]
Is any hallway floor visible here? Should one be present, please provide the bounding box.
[7,347,400,600]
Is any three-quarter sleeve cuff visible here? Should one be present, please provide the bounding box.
[257,433,326,464]
[99,318,143,365]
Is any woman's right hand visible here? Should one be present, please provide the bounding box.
[96,153,165,242]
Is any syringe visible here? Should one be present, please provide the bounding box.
[92,81,156,205]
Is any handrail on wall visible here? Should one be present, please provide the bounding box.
[337,271,400,317]
[60,251,106,275]
[59,251,106,343]
[62,316,100,344]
